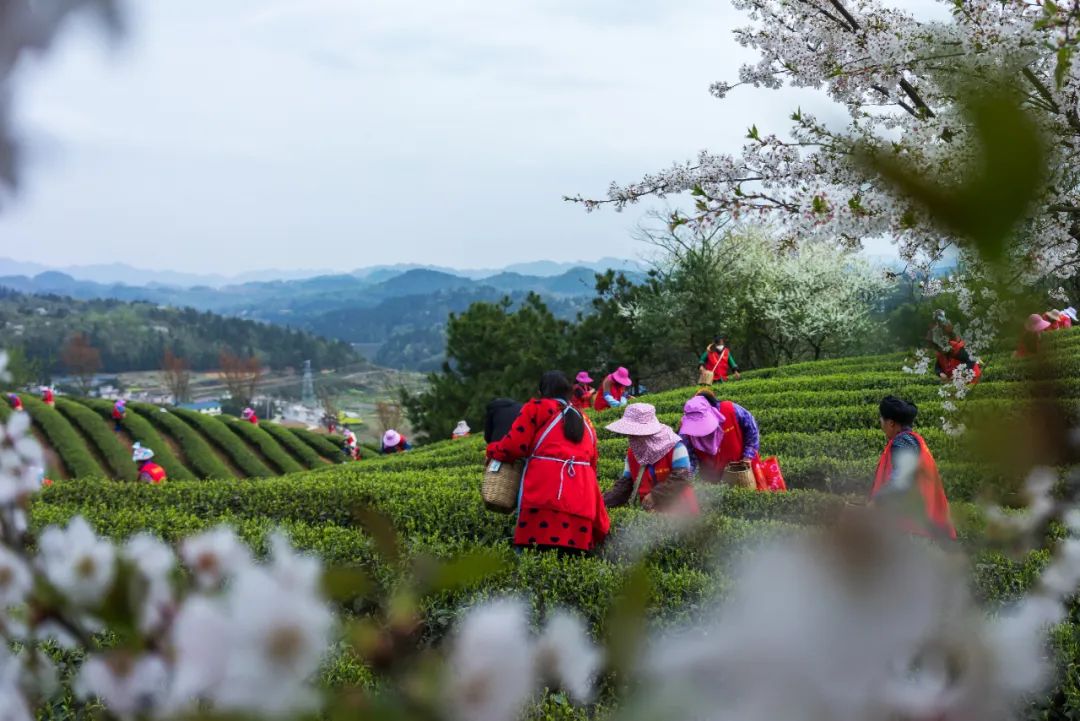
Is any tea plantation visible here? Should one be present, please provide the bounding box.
[10,331,1080,717]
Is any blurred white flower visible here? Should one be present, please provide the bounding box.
[123,533,176,633]
[169,535,332,718]
[267,530,321,593]
[17,650,59,700]
[180,526,252,589]
[211,564,333,716]
[534,610,602,703]
[0,647,31,721]
[445,599,536,721]
[636,518,1045,721]
[0,411,45,506]
[167,596,231,709]
[0,545,31,607]
[37,516,115,607]
[76,653,169,720]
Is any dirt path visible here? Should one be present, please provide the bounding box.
[31,427,69,480]
[114,428,135,453]
[207,442,246,478]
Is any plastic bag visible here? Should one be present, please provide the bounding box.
[759,456,786,492]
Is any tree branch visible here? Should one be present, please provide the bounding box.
[826,0,861,31]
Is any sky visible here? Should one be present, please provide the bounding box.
[0,0,913,273]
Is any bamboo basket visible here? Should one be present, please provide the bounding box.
[482,459,524,513]
[721,461,756,489]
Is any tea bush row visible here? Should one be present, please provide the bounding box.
[171,408,274,478]
[53,398,136,481]
[75,398,195,481]
[128,402,233,480]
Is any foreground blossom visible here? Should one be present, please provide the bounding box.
[168,541,333,717]
[76,653,169,720]
[533,611,602,703]
[631,514,1061,721]
[445,599,536,721]
[179,525,252,589]
[37,517,116,607]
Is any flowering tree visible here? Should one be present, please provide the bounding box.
[739,236,891,361]
[569,0,1080,284]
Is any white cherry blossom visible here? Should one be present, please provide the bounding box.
[37,516,116,608]
[179,525,252,589]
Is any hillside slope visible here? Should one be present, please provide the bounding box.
[27,330,1080,716]
[0,287,362,373]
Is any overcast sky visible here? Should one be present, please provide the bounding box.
[0,0,913,273]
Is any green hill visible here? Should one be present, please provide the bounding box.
[18,331,1080,716]
[0,286,363,374]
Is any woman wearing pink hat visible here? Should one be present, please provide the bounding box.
[486,371,610,553]
[603,403,699,515]
[678,394,759,483]
[593,366,632,412]
[380,429,412,454]
[1016,313,1052,358]
[571,371,595,410]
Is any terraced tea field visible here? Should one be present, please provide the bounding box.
[11,331,1080,716]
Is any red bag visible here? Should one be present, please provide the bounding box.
[750,457,768,491]
[752,456,786,492]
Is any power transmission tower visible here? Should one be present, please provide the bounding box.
[301,360,316,407]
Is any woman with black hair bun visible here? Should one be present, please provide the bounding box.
[871,395,955,540]
[485,371,610,553]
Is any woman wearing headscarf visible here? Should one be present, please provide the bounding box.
[132,443,167,484]
[604,403,699,515]
[678,394,760,483]
[486,371,609,552]
[872,396,955,540]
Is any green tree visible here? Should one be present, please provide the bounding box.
[4,346,45,388]
[404,294,580,441]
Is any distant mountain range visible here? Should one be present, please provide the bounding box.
[0,257,644,288]
[0,263,645,371]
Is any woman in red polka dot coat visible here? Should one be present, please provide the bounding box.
[486,371,611,553]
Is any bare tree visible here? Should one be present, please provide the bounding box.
[60,333,101,395]
[317,388,339,432]
[162,349,192,403]
[375,400,402,434]
[219,351,261,407]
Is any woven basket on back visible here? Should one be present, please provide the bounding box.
[721,461,756,489]
[482,459,524,513]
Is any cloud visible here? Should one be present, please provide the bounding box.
[0,0,866,272]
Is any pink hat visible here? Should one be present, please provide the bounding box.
[605,403,665,436]
[383,429,401,447]
[1026,313,1052,332]
[575,371,593,384]
[679,396,723,437]
[610,366,632,387]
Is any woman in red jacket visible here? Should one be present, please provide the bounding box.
[487,371,610,553]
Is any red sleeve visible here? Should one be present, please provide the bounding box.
[487,400,557,461]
